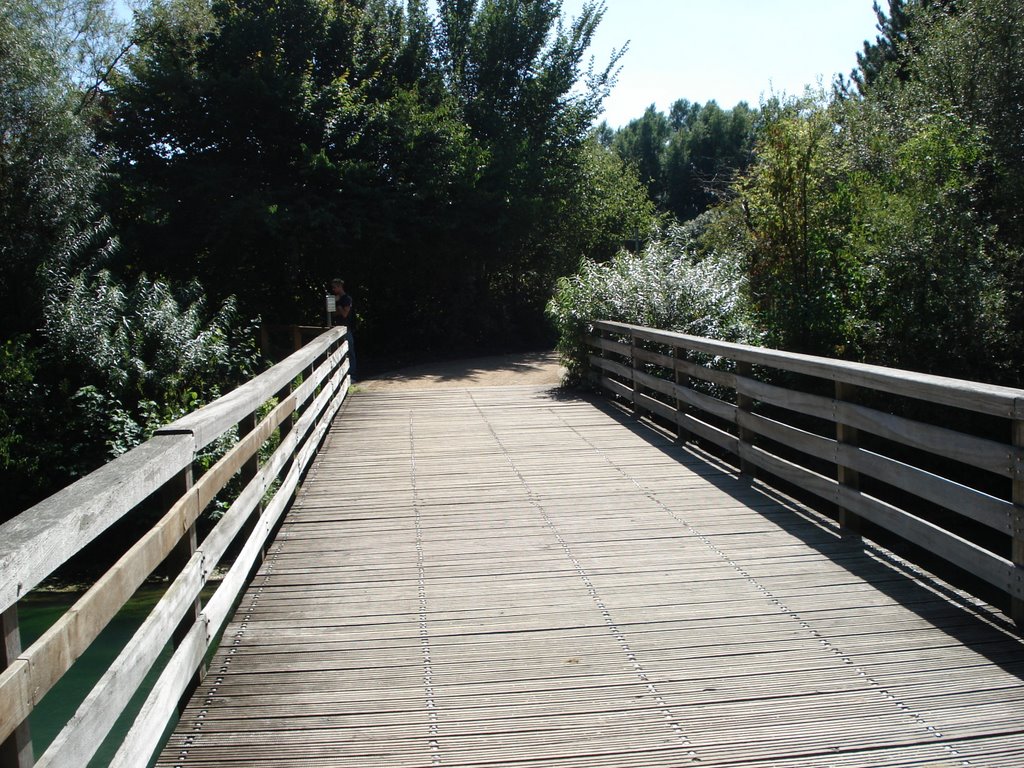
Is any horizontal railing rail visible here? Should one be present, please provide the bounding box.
[0,326,351,768]
[587,320,1024,623]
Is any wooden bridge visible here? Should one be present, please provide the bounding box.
[2,322,1024,766]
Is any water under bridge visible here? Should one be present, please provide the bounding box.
[2,323,1023,767]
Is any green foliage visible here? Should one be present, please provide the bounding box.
[0,0,106,338]
[0,271,261,517]
[724,94,856,355]
[548,224,758,385]
[103,0,639,354]
[609,100,757,223]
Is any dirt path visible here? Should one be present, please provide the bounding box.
[356,350,566,391]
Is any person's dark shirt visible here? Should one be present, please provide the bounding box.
[333,293,354,327]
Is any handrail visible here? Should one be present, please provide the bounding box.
[587,320,1024,623]
[0,327,351,768]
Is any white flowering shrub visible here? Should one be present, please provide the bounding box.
[547,224,759,385]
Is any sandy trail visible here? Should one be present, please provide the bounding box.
[356,350,566,391]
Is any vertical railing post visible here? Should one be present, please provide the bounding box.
[277,380,295,473]
[591,324,604,389]
[236,412,266,574]
[629,329,640,416]
[1,606,33,768]
[1012,408,1023,625]
[164,466,201,714]
[735,360,755,475]
[836,381,862,536]
[673,345,687,443]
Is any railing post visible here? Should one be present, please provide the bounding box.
[236,411,268,574]
[735,360,755,475]
[164,466,202,714]
[1013,411,1023,625]
[629,330,639,415]
[591,324,604,389]
[836,381,862,536]
[673,345,688,443]
[1,607,33,768]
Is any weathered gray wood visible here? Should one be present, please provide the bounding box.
[738,375,1016,478]
[736,410,1013,534]
[591,355,634,385]
[631,369,737,424]
[835,381,861,534]
[589,322,1023,610]
[673,356,736,389]
[0,434,194,615]
[0,329,350,762]
[736,360,756,475]
[602,320,1024,418]
[156,386,1024,768]
[631,346,673,370]
[677,411,740,455]
[110,620,209,768]
[0,608,31,768]
[36,552,207,768]
[40,356,351,768]
[158,328,344,451]
[738,444,1021,598]
[0,331,346,619]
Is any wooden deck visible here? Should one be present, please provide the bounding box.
[158,385,1024,767]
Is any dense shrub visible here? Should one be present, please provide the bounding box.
[547,221,759,385]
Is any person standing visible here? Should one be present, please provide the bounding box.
[329,278,356,379]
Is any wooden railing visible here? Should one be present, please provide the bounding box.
[587,320,1024,622]
[0,327,351,768]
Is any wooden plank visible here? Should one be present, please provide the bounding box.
[736,411,1013,534]
[157,386,1024,767]
[674,357,736,389]
[633,369,736,424]
[836,381,862,534]
[738,444,1020,598]
[587,336,632,360]
[738,376,1017,479]
[0,396,298,743]
[160,328,345,451]
[0,608,31,768]
[599,320,1024,418]
[0,433,194,615]
[110,620,209,768]
[589,355,634,383]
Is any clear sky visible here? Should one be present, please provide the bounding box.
[560,0,883,127]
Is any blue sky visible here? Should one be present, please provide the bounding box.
[560,0,883,127]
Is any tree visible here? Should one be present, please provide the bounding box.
[0,0,105,339]
[432,0,627,345]
[721,95,855,355]
[609,100,757,224]
[107,0,634,354]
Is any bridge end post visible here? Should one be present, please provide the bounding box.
[1,606,33,768]
[835,381,862,537]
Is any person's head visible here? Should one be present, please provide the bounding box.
[330,278,345,295]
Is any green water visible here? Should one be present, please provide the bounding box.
[18,587,172,767]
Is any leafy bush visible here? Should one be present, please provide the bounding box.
[0,271,261,518]
[547,221,759,385]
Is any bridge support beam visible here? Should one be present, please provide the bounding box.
[1,606,33,768]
